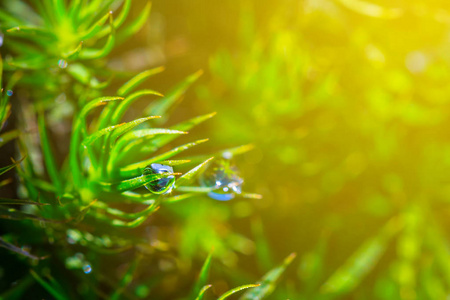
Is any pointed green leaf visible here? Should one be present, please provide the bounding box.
[70,97,123,186]
[81,123,125,147]
[0,198,48,206]
[97,0,132,38]
[157,160,191,166]
[117,66,165,96]
[122,113,214,160]
[192,250,214,298]
[79,14,115,59]
[116,1,151,42]
[145,70,203,118]
[240,253,296,300]
[110,89,164,124]
[194,285,212,300]
[217,284,260,300]
[38,113,63,194]
[79,11,110,40]
[30,270,67,300]
[176,157,214,187]
[110,116,161,142]
[113,128,187,160]
[0,156,25,176]
[64,41,84,59]
[164,193,197,204]
[119,139,209,178]
[99,172,179,193]
[6,26,56,42]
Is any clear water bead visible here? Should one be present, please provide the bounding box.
[200,159,243,201]
[6,90,13,96]
[82,263,92,274]
[143,163,176,194]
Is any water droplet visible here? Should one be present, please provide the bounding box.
[6,90,13,96]
[222,151,233,159]
[200,159,243,201]
[82,263,92,274]
[58,59,68,69]
[143,163,176,194]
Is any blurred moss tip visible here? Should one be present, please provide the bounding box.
[193,69,204,79]
[285,252,297,264]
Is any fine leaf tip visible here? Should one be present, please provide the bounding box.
[286,252,297,263]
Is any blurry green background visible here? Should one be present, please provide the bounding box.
[1,0,450,298]
[145,0,450,298]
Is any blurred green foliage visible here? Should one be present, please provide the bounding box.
[196,0,450,298]
[1,0,450,299]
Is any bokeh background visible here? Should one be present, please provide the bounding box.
[139,0,450,298]
[1,0,450,299]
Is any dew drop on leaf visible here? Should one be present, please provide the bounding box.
[143,163,176,194]
[82,263,92,274]
[6,90,13,96]
[200,159,243,201]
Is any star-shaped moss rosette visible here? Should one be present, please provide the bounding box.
[1,0,148,68]
[11,70,216,230]
[0,0,151,107]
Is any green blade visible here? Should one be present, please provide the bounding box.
[97,0,132,38]
[110,89,164,125]
[119,139,209,178]
[0,198,48,206]
[175,157,214,188]
[0,156,25,176]
[79,11,110,40]
[99,173,179,193]
[117,66,165,96]
[240,253,296,300]
[145,70,203,119]
[218,284,260,300]
[116,1,151,43]
[112,128,187,165]
[191,250,214,299]
[30,270,67,300]
[81,123,125,147]
[194,285,212,300]
[38,112,63,194]
[79,14,115,59]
